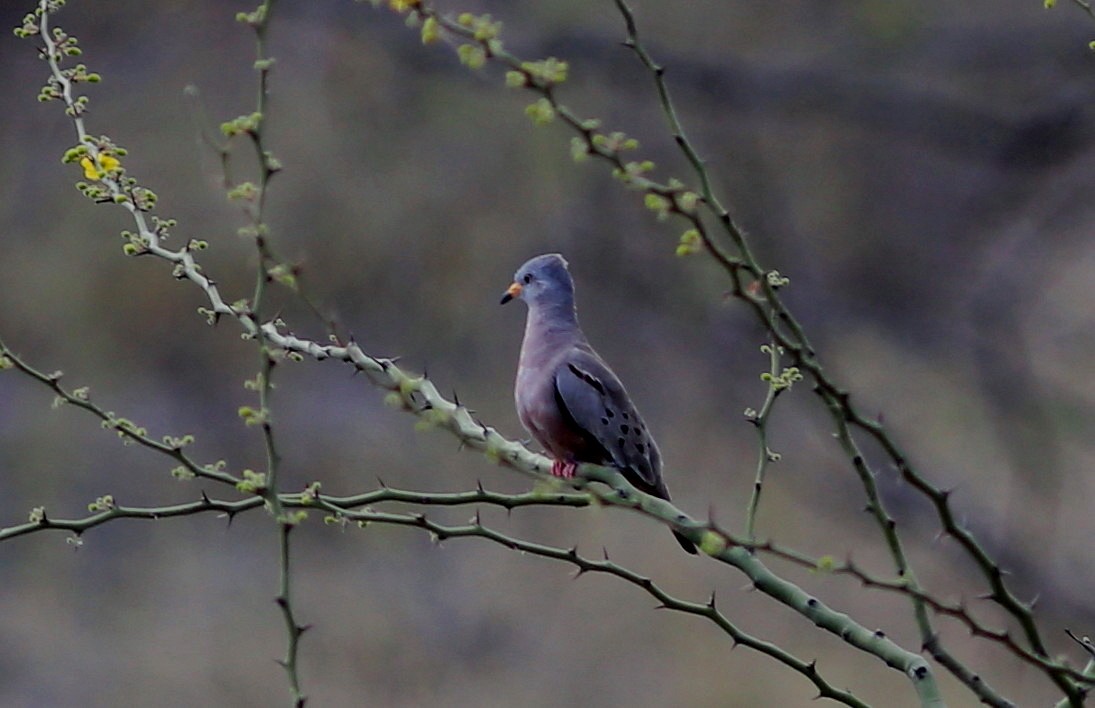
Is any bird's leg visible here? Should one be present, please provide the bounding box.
[550,459,578,479]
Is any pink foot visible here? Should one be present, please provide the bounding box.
[550,459,578,479]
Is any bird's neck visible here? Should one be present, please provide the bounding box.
[521,302,583,361]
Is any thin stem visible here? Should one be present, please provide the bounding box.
[0,336,239,487]
[322,504,873,708]
[605,2,1076,704]
[745,339,783,540]
[276,523,307,708]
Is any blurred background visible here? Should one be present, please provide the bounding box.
[1,0,1093,705]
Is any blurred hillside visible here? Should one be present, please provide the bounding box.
[1,1,1093,706]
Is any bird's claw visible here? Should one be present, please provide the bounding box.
[550,459,578,479]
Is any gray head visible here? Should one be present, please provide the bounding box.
[500,253,576,310]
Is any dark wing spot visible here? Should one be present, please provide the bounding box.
[621,411,630,420]
[620,424,629,434]
[636,442,646,454]
[617,437,625,448]
[600,417,609,426]
[568,364,605,395]
[553,377,613,464]
[604,408,615,418]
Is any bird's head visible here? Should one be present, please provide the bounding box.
[500,253,575,309]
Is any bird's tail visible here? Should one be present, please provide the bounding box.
[647,478,697,555]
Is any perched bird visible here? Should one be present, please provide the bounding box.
[501,253,697,554]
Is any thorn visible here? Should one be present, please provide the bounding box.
[476,479,485,493]
[200,490,211,504]
[375,476,387,489]
[452,389,461,406]
[707,589,717,608]
[602,546,611,561]
[473,508,482,525]
[298,623,313,635]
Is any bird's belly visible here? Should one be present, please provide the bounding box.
[516,372,568,457]
[516,371,602,463]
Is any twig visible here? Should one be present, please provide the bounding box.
[744,340,787,540]
[0,337,239,487]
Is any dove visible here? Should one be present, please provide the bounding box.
[501,253,697,554]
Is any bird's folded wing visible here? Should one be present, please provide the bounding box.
[553,348,659,491]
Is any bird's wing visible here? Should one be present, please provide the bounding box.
[552,346,661,493]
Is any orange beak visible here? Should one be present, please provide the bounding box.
[500,281,522,305]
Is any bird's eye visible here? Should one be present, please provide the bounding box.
[523,274,533,284]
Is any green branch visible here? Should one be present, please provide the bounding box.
[0,337,239,487]
[18,1,1083,704]
[329,503,872,708]
[0,484,593,543]
[745,539,1094,687]
[267,325,944,703]
[12,3,947,701]
[744,340,792,540]
[605,2,1079,705]
[0,489,866,708]
[231,2,307,703]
